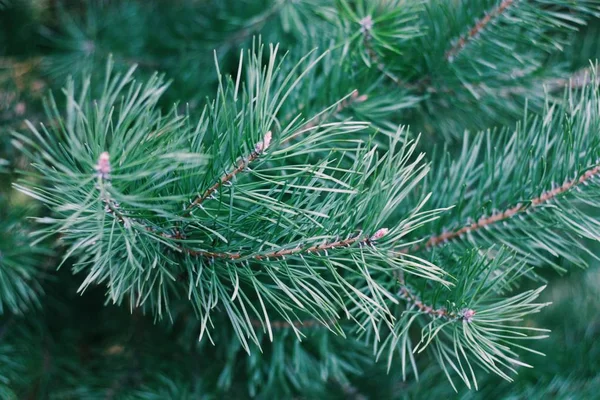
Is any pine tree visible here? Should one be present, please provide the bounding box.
[2,1,600,398]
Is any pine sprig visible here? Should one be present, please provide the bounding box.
[376,249,549,390]
[405,70,600,272]
[14,48,449,354]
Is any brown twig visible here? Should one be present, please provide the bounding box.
[493,67,599,98]
[397,284,448,318]
[538,67,599,93]
[184,228,389,261]
[406,163,600,253]
[218,4,282,52]
[260,274,449,330]
[186,93,367,213]
[0,316,14,341]
[185,131,272,214]
[445,0,515,62]
[376,163,600,326]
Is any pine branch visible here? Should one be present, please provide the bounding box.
[494,67,600,97]
[445,0,515,62]
[249,275,450,330]
[355,3,594,98]
[185,89,366,214]
[185,131,272,213]
[187,90,365,214]
[183,228,389,261]
[405,161,600,254]
[397,284,449,319]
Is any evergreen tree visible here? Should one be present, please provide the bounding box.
[2,1,600,398]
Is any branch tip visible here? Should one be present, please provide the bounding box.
[370,227,389,241]
[461,308,476,323]
[446,0,515,62]
[359,15,373,33]
[95,151,111,179]
[255,130,272,153]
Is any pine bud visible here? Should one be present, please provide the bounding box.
[370,228,389,241]
[360,15,373,33]
[255,131,272,153]
[95,152,111,179]
[461,308,476,323]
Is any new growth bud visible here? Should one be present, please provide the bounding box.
[351,90,368,103]
[255,131,272,153]
[370,228,389,241]
[461,308,476,323]
[359,15,373,33]
[95,152,111,179]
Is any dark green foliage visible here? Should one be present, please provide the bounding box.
[2,0,600,398]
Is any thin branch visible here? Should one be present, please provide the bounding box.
[537,67,599,93]
[397,284,448,318]
[184,228,389,261]
[257,273,451,330]
[27,336,53,400]
[180,229,388,331]
[95,152,171,237]
[0,316,14,341]
[407,163,600,253]
[185,131,272,213]
[445,0,515,62]
[493,67,599,97]
[186,93,367,213]
[394,269,449,318]
[340,384,368,400]
[104,317,142,400]
[376,163,600,330]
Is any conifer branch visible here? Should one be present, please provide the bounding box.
[408,163,600,253]
[186,131,272,213]
[395,271,465,322]
[183,228,389,261]
[397,284,448,319]
[398,280,476,321]
[257,271,454,331]
[96,152,134,228]
[445,0,515,62]
[95,152,170,237]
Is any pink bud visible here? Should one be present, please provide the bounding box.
[95,152,111,179]
[461,308,476,323]
[255,131,272,153]
[360,15,373,32]
[370,228,389,241]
